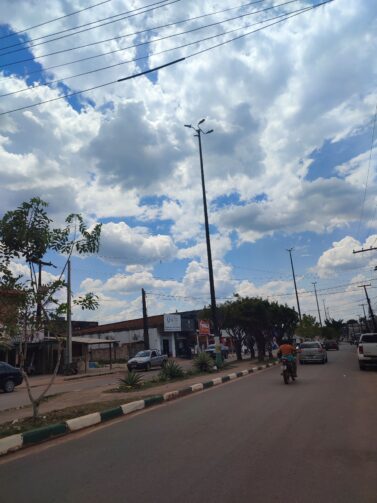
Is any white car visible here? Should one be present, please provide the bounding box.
[357,333,377,370]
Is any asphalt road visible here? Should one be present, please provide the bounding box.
[1,344,376,503]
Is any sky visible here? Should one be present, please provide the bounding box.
[0,0,376,325]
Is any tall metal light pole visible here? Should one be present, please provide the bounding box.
[312,282,322,327]
[185,119,222,367]
[286,248,302,322]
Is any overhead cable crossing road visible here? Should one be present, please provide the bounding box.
[0,1,334,116]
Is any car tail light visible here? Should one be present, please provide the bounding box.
[359,345,363,354]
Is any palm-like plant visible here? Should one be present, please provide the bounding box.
[119,371,143,390]
[193,352,214,372]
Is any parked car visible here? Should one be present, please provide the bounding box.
[357,333,377,370]
[298,341,327,364]
[0,362,23,393]
[127,350,168,371]
[205,344,229,360]
[324,340,339,351]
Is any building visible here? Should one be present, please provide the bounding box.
[74,310,205,361]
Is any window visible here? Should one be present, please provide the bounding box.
[151,351,157,357]
[300,342,320,349]
[361,334,377,343]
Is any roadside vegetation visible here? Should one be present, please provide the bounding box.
[0,198,101,419]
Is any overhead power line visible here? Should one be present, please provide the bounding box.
[356,102,377,240]
[0,1,271,82]
[0,0,264,53]
[0,0,112,40]
[0,1,334,117]
[0,0,182,58]
[0,0,290,69]
[0,1,307,99]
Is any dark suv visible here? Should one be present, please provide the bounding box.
[0,362,23,393]
[324,340,339,350]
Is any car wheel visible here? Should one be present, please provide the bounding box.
[3,380,15,393]
[145,362,151,371]
[299,360,303,365]
[127,365,133,372]
[359,362,365,371]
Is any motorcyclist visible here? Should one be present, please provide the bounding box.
[278,336,297,377]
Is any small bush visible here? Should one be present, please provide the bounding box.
[193,352,215,373]
[158,360,184,381]
[119,371,143,390]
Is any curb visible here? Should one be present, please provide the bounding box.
[0,361,278,457]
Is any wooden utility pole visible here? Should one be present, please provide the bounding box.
[358,284,377,332]
[141,288,150,350]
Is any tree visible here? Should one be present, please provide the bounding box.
[295,314,321,340]
[201,296,299,362]
[0,198,101,419]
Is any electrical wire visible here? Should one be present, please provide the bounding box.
[0,0,112,40]
[0,1,305,99]
[0,1,332,117]
[356,102,377,240]
[0,0,292,69]
[0,0,265,54]
[0,0,182,58]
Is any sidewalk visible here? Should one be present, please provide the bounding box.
[20,357,197,389]
[0,357,269,425]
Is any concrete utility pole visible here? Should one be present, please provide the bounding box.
[358,284,377,332]
[185,119,222,368]
[312,282,322,327]
[287,248,302,322]
[359,303,368,332]
[66,259,72,365]
[142,288,150,350]
[322,298,329,322]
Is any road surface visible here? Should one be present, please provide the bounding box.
[1,344,376,503]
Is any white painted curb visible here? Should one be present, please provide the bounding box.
[212,377,222,385]
[121,400,145,415]
[0,433,23,455]
[241,370,249,376]
[163,390,179,401]
[190,383,204,392]
[228,373,237,380]
[67,412,101,432]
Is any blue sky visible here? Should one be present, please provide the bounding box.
[0,0,376,324]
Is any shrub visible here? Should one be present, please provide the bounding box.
[158,360,184,381]
[119,371,143,390]
[193,352,215,373]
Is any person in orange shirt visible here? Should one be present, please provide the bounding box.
[278,337,297,377]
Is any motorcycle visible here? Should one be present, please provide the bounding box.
[280,358,296,385]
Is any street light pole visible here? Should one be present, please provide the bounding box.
[287,248,302,322]
[185,120,222,367]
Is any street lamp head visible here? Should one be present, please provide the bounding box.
[184,124,192,129]
[205,129,214,134]
[198,118,206,125]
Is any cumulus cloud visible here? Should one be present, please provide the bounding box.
[98,221,177,265]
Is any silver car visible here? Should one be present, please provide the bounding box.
[299,341,327,364]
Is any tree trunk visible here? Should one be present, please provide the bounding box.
[23,343,62,419]
[257,341,265,362]
[235,339,243,361]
